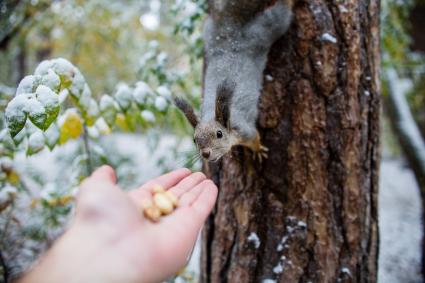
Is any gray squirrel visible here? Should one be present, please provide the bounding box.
[175,0,293,162]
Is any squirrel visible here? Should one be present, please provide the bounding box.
[174,0,293,162]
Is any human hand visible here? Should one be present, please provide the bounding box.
[20,166,218,283]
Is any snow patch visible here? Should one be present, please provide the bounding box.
[156,85,172,99]
[273,262,284,274]
[321,33,337,43]
[141,110,156,123]
[297,221,307,228]
[247,232,261,249]
[154,96,168,111]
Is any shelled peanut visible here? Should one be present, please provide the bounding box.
[142,185,179,222]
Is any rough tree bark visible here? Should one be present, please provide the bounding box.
[200,0,381,282]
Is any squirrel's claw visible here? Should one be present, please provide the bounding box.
[253,145,269,163]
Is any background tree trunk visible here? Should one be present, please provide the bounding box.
[200,0,381,282]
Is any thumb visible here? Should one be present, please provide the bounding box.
[87,165,117,184]
[79,165,117,193]
[75,165,119,220]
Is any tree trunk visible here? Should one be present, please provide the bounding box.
[385,70,425,275]
[200,0,381,282]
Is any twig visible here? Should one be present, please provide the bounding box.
[82,125,93,175]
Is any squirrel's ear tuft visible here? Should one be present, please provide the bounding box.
[215,79,236,128]
[173,97,199,128]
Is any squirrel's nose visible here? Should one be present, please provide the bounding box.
[201,150,211,159]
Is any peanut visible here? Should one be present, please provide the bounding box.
[164,191,179,207]
[143,205,161,222]
[152,184,165,194]
[141,199,153,209]
[153,193,174,215]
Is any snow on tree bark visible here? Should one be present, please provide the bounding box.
[200,0,381,282]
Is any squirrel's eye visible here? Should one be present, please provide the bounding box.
[193,138,196,144]
[216,130,223,138]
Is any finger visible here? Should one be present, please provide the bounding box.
[168,172,206,197]
[190,181,218,224]
[138,168,192,191]
[128,189,152,208]
[178,179,212,207]
[75,166,123,220]
[128,168,191,206]
[78,165,117,195]
[90,165,117,183]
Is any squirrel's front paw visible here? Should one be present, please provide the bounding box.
[253,144,269,163]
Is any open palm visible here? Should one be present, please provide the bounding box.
[67,166,218,283]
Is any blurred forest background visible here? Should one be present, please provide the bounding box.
[0,0,424,282]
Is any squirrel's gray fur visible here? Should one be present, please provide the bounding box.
[174,0,292,161]
[202,0,292,140]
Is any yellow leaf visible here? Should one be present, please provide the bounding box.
[59,110,83,144]
[47,199,59,207]
[58,195,74,206]
[115,113,129,131]
[6,170,20,185]
[30,198,39,209]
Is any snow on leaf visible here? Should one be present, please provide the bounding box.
[262,279,276,283]
[0,129,15,152]
[85,98,99,126]
[69,70,86,98]
[87,125,100,139]
[79,84,92,110]
[25,94,47,130]
[156,85,172,99]
[51,58,76,78]
[34,60,54,76]
[0,184,18,205]
[41,69,60,91]
[94,117,111,135]
[154,96,168,111]
[141,110,156,123]
[5,95,27,137]
[133,81,153,106]
[58,89,69,104]
[44,123,60,150]
[100,95,117,127]
[12,127,26,145]
[27,131,45,155]
[114,83,133,111]
[16,75,41,95]
[35,85,60,130]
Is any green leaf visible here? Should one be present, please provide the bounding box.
[27,131,45,155]
[5,95,28,137]
[44,123,60,150]
[12,127,26,146]
[27,99,47,130]
[100,95,117,127]
[114,84,133,111]
[35,85,60,130]
[0,129,15,152]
